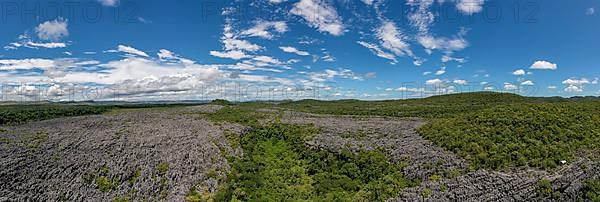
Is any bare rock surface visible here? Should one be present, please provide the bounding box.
[0,107,241,202]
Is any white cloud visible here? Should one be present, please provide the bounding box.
[308,68,363,82]
[36,19,69,41]
[268,0,287,3]
[394,87,424,92]
[158,49,194,64]
[291,0,345,36]
[456,0,485,14]
[426,78,443,85]
[441,55,466,63]
[361,0,374,5]
[321,54,336,62]
[241,21,288,39]
[6,38,67,49]
[365,72,377,79]
[503,82,518,90]
[418,32,468,53]
[423,71,432,76]
[406,0,435,34]
[0,58,57,70]
[98,0,118,6]
[210,24,263,61]
[158,49,177,61]
[280,46,310,56]
[512,69,525,76]
[521,80,534,85]
[222,38,262,52]
[435,67,446,75]
[453,79,467,85]
[377,21,413,57]
[210,50,249,60]
[26,41,67,49]
[357,41,397,63]
[564,85,583,93]
[562,78,592,93]
[586,8,595,15]
[529,60,557,70]
[253,55,283,65]
[547,86,557,89]
[116,45,149,57]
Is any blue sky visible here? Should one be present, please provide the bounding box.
[0,0,599,101]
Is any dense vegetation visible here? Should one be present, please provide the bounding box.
[278,92,528,118]
[205,107,418,201]
[0,105,113,125]
[418,102,600,170]
[0,103,198,125]
[583,179,600,201]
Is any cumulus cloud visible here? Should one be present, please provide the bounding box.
[291,0,345,36]
[280,46,310,56]
[210,50,249,60]
[512,69,525,76]
[503,82,518,90]
[241,21,288,39]
[562,78,593,93]
[426,78,443,85]
[453,79,468,85]
[435,67,446,75]
[529,60,557,70]
[36,19,69,41]
[521,80,534,85]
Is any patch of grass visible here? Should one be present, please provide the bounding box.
[536,178,553,198]
[185,187,211,202]
[420,188,433,200]
[128,168,141,186]
[157,162,169,176]
[22,131,49,149]
[96,176,119,193]
[205,106,266,127]
[583,179,600,202]
[0,137,11,144]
